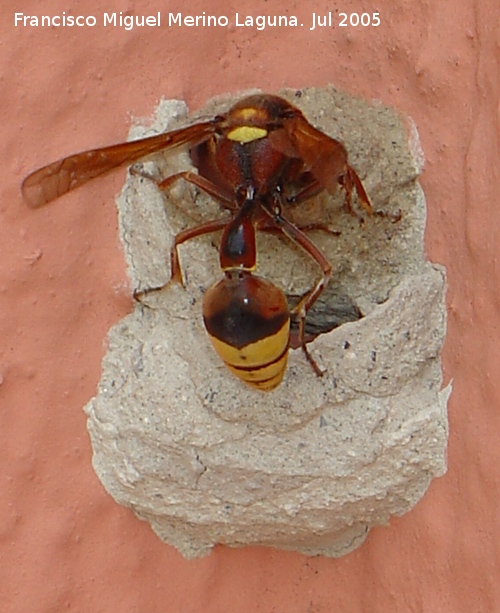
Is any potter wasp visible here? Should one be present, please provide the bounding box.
[22,94,373,390]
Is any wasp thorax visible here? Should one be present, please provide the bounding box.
[202,272,290,390]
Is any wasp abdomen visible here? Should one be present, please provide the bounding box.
[203,273,290,390]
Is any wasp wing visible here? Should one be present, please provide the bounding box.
[270,113,372,212]
[280,114,348,194]
[22,120,218,208]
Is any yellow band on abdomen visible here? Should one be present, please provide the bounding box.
[208,320,289,390]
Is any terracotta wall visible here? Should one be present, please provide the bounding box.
[3,0,499,610]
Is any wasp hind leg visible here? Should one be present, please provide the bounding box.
[261,199,332,378]
[133,217,229,301]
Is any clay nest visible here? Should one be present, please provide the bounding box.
[85,87,449,558]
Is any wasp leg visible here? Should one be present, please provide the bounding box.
[130,166,237,227]
[285,178,324,207]
[169,218,230,286]
[257,218,340,238]
[157,171,237,211]
[261,200,332,377]
[133,217,229,301]
[340,168,401,222]
[293,222,341,236]
[286,167,378,225]
[337,166,374,222]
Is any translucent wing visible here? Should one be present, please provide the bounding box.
[22,120,218,208]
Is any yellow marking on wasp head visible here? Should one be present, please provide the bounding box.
[227,126,268,144]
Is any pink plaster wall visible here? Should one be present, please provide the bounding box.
[3,0,499,610]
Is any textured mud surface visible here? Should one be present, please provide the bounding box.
[85,87,449,558]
